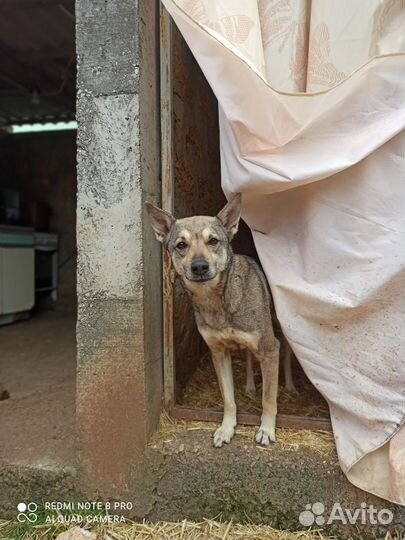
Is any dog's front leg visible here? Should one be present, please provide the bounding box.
[256,344,280,446]
[211,349,236,447]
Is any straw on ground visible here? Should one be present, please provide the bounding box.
[152,411,336,456]
[1,517,403,540]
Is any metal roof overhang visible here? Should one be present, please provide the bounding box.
[0,0,75,127]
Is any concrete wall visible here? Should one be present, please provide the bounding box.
[76,0,162,497]
[0,130,77,305]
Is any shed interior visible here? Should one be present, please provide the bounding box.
[169,25,330,426]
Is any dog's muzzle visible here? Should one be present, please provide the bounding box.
[190,258,210,280]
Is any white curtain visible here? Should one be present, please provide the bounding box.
[162,0,405,505]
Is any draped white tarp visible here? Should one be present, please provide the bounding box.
[162,0,405,504]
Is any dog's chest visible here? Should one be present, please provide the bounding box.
[199,325,259,352]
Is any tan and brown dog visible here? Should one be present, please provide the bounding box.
[147,193,293,447]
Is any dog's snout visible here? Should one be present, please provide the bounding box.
[191,258,209,276]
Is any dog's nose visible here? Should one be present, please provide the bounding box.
[191,259,209,276]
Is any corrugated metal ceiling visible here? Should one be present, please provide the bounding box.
[0,0,75,127]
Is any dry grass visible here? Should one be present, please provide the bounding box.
[0,517,335,540]
[180,354,330,419]
[100,520,334,540]
[152,411,336,456]
[2,517,403,540]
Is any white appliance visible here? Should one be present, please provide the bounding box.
[0,226,34,325]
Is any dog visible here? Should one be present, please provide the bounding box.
[244,340,296,399]
[147,193,293,447]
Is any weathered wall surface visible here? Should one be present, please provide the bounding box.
[0,131,77,305]
[76,0,162,497]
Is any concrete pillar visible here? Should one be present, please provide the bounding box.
[76,0,162,496]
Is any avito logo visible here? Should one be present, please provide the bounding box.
[299,501,393,527]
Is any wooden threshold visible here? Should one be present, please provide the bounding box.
[171,405,332,431]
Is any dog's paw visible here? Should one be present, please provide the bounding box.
[213,425,235,448]
[255,426,276,446]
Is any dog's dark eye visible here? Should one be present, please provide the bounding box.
[208,237,219,246]
[176,241,188,250]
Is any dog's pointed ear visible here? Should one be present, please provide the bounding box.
[217,193,242,239]
[145,202,175,243]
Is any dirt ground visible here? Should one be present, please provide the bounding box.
[0,309,76,470]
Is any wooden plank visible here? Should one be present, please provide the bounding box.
[160,4,176,408]
[171,406,332,431]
